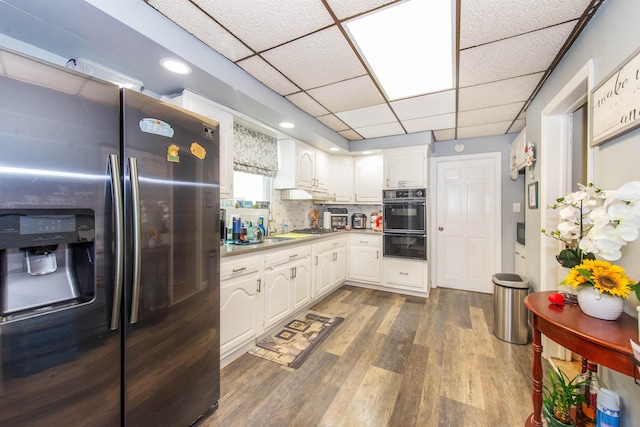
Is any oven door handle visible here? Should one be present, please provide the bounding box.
[383,230,426,236]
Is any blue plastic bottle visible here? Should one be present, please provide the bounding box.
[258,216,267,236]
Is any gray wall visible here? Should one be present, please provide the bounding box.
[525,0,640,424]
[432,133,525,272]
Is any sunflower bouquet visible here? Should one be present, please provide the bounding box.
[560,259,638,299]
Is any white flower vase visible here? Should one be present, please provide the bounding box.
[577,287,624,321]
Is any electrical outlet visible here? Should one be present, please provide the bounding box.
[513,202,521,213]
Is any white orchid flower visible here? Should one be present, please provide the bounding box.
[608,203,634,220]
[595,245,623,261]
[615,223,640,242]
[558,221,580,239]
[559,205,581,220]
[616,181,640,204]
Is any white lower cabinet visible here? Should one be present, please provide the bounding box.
[263,245,312,329]
[515,243,526,276]
[220,254,262,358]
[348,234,381,284]
[383,258,429,293]
[313,236,347,298]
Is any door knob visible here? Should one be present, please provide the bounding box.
[438,227,444,231]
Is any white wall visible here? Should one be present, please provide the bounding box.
[525,1,640,425]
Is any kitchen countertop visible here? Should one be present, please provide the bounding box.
[220,228,381,258]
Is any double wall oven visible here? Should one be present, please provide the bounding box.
[382,188,427,260]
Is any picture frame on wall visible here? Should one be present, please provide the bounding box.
[591,46,640,146]
[528,182,538,209]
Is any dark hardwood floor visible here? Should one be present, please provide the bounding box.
[201,285,548,427]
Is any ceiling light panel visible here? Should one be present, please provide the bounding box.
[307,75,384,113]
[344,0,454,100]
[459,21,575,87]
[336,104,396,129]
[261,26,366,90]
[237,56,299,96]
[390,90,456,121]
[148,0,251,61]
[286,92,330,117]
[458,73,543,111]
[193,0,334,52]
[460,0,592,49]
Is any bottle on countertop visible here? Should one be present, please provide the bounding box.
[576,360,600,427]
[248,221,254,240]
[596,388,620,427]
[258,216,267,236]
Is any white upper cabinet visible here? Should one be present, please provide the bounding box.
[169,90,234,198]
[354,154,383,203]
[275,140,330,191]
[383,145,430,189]
[330,156,354,203]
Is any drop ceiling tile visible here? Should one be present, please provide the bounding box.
[390,90,456,121]
[458,102,524,127]
[286,92,330,116]
[336,104,396,128]
[193,0,334,52]
[509,119,526,133]
[326,0,397,20]
[460,0,592,49]
[402,113,456,133]
[308,75,384,112]
[316,114,349,131]
[459,73,543,111]
[433,129,456,142]
[459,21,576,87]
[340,129,363,140]
[237,56,299,96]
[457,121,512,139]
[355,121,405,139]
[148,0,252,62]
[262,26,366,90]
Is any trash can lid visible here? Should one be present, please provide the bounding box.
[492,273,529,289]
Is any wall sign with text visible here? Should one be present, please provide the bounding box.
[591,46,640,146]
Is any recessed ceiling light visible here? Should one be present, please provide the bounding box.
[344,0,454,100]
[160,58,192,75]
[362,151,373,155]
[329,147,340,152]
[279,122,295,129]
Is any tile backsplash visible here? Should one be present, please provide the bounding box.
[222,187,381,235]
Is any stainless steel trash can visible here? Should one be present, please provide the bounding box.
[493,273,529,344]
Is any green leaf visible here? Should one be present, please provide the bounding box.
[556,249,581,268]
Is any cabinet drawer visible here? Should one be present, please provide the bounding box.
[264,245,311,269]
[317,236,346,253]
[220,255,261,281]
[348,233,381,247]
[384,259,426,290]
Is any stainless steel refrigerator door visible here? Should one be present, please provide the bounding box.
[121,89,220,426]
[0,51,121,426]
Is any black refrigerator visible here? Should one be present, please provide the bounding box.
[0,47,220,426]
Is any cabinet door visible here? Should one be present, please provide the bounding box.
[384,151,425,188]
[315,252,334,297]
[264,266,292,328]
[296,146,315,189]
[220,273,260,356]
[331,156,354,203]
[333,246,347,285]
[348,245,381,283]
[314,150,330,191]
[292,258,312,310]
[354,155,383,202]
[515,244,526,276]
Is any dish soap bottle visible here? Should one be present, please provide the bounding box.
[258,216,267,236]
[247,221,255,241]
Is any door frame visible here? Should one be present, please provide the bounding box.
[430,151,502,291]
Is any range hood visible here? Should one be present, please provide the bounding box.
[280,189,336,202]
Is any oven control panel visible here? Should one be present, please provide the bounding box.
[383,188,425,200]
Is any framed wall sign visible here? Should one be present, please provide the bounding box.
[591,46,640,146]
[528,182,538,209]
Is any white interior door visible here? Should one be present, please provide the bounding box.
[434,153,501,293]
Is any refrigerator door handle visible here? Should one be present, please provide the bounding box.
[129,157,142,324]
[109,154,124,331]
